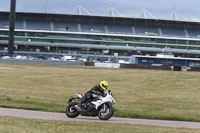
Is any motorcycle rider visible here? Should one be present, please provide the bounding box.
[76,80,109,111]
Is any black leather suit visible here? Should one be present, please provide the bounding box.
[82,85,105,103]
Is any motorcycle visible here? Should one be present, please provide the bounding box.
[66,90,115,120]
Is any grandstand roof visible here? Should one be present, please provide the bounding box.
[0,11,200,29]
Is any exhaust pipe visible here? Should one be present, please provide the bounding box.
[74,105,82,112]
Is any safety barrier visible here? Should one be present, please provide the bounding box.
[120,64,171,70]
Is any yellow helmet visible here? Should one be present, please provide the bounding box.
[99,81,108,91]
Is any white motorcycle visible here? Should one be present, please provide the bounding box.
[66,90,115,120]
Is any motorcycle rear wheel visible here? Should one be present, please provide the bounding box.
[66,102,80,118]
[98,105,114,120]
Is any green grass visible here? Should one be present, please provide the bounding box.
[1,63,200,121]
[0,116,200,133]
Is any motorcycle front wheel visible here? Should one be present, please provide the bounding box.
[98,104,114,120]
[66,102,80,118]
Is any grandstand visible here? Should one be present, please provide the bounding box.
[1,11,200,59]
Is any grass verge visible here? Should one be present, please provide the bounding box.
[0,116,200,133]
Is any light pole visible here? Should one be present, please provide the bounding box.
[8,0,16,57]
[45,0,48,13]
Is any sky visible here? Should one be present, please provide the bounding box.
[0,0,200,21]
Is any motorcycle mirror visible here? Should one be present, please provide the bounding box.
[108,90,113,96]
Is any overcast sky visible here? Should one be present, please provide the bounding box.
[0,0,200,21]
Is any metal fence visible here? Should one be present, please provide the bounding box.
[0,59,84,66]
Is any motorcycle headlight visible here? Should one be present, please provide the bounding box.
[112,99,115,104]
[110,98,115,104]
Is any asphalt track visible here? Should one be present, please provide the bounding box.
[0,107,200,129]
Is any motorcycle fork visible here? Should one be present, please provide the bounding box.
[103,104,106,111]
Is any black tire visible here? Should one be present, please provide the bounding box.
[98,104,114,120]
[66,102,80,118]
